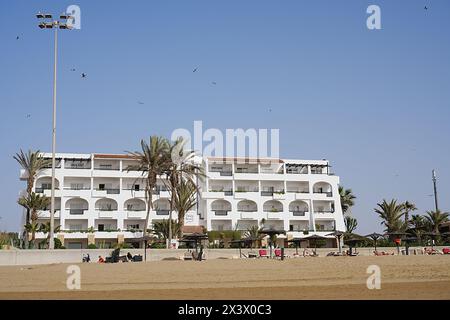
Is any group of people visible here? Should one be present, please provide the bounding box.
[83,252,137,263]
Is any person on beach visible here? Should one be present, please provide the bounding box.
[98,255,105,263]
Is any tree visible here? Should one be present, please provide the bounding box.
[374,199,406,234]
[410,214,427,243]
[151,219,181,241]
[164,137,204,247]
[172,179,198,238]
[344,216,358,233]
[126,136,170,241]
[18,193,50,223]
[403,201,417,230]
[243,225,262,249]
[14,150,50,247]
[39,222,61,248]
[24,221,41,249]
[424,210,449,234]
[338,186,356,215]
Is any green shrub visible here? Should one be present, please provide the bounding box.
[87,244,97,249]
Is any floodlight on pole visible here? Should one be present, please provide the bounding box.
[36,11,73,249]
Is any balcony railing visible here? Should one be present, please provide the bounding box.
[97,208,117,211]
[68,209,87,215]
[94,166,120,171]
[313,191,333,197]
[95,188,120,195]
[235,188,259,193]
[314,210,335,214]
[264,209,283,213]
[214,210,229,216]
[286,189,309,194]
[35,187,59,193]
[261,190,285,196]
[238,209,258,212]
[64,187,91,191]
[291,211,307,216]
[235,168,258,174]
[156,210,170,215]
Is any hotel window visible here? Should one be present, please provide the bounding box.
[134,184,140,191]
[70,183,84,190]
[127,224,140,230]
[69,224,82,231]
[99,184,105,190]
[41,183,52,190]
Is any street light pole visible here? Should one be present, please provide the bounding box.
[37,12,72,249]
[432,169,439,212]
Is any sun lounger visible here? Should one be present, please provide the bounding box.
[259,249,269,258]
[248,251,258,258]
[443,248,450,255]
[184,251,193,260]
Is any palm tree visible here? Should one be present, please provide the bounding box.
[126,136,170,240]
[18,193,50,223]
[338,186,356,215]
[39,222,61,248]
[243,225,262,248]
[403,201,417,230]
[24,221,41,248]
[164,137,204,248]
[410,214,427,243]
[172,179,198,238]
[374,199,406,235]
[424,210,449,234]
[344,216,358,233]
[14,150,51,230]
[151,219,181,241]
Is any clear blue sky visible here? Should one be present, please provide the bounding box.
[1,0,449,234]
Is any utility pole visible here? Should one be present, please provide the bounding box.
[432,169,439,212]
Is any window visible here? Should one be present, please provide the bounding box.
[70,183,84,190]
[99,184,105,190]
[98,224,104,231]
[69,224,82,231]
[134,184,140,191]
[289,225,293,231]
[41,183,52,190]
[127,224,140,230]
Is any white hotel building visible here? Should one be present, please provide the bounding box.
[20,153,345,249]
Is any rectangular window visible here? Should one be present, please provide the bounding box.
[99,184,105,190]
[134,184,140,191]
[98,224,104,231]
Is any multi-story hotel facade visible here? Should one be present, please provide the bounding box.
[19,153,345,249]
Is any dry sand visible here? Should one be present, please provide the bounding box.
[0,255,449,300]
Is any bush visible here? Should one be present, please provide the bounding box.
[87,244,97,249]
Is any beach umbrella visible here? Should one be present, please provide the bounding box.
[385,232,408,255]
[180,233,208,254]
[365,232,384,252]
[423,232,440,249]
[303,234,327,255]
[343,234,366,255]
[326,230,345,254]
[401,236,418,255]
[287,238,308,255]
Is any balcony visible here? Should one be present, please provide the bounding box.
[68,209,88,215]
[127,211,146,219]
[214,210,229,216]
[93,188,120,196]
[240,212,256,219]
[39,210,60,218]
[210,170,233,176]
[313,191,333,197]
[291,211,307,217]
[266,212,283,219]
[156,210,170,216]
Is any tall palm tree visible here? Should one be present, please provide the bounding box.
[403,201,417,230]
[164,138,204,248]
[338,186,356,215]
[374,199,405,234]
[127,136,170,240]
[14,150,51,228]
[151,219,181,241]
[424,210,449,234]
[344,216,358,233]
[172,179,198,238]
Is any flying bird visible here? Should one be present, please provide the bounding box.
[268,108,272,112]
[26,114,31,118]
[192,67,198,73]
[16,36,20,40]
[211,81,217,85]
[70,68,76,72]
[137,101,144,105]
[424,6,428,10]
[81,73,87,78]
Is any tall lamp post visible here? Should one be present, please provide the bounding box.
[36,12,73,249]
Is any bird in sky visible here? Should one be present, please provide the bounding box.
[424,6,428,10]
[268,108,272,112]
[137,101,144,105]
[81,73,87,78]
[211,81,217,85]
[26,114,31,118]
[16,36,20,40]
[70,68,76,72]
[193,67,198,73]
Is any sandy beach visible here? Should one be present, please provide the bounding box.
[0,255,449,300]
